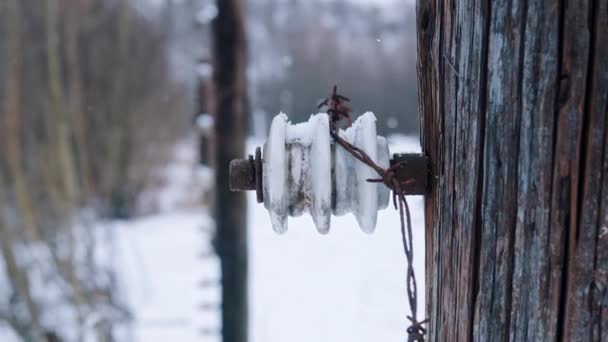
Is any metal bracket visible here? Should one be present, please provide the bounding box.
[390,153,429,195]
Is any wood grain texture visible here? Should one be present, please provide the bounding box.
[416,0,608,340]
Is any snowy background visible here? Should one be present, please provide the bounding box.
[0,134,424,341]
[111,134,424,342]
[0,0,421,340]
[0,133,424,342]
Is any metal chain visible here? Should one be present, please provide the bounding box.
[319,86,428,341]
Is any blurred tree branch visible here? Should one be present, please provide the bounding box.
[0,0,191,339]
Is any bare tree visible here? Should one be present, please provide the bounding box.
[0,0,190,339]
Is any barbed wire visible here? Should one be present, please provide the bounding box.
[318,86,428,342]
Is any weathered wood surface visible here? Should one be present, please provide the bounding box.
[212,1,248,341]
[416,0,607,340]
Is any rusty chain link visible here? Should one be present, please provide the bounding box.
[318,86,428,341]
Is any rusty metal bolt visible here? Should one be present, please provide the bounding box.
[229,147,264,202]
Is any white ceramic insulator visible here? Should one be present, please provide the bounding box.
[263,112,390,234]
[264,114,289,233]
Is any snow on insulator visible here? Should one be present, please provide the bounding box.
[262,112,390,234]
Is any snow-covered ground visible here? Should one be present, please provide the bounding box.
[115,134,425,342]
[119,134,424,342]
[0,134,424,342]
[248,135,424,342]
[113,211,218,342]
[113,139,220,342]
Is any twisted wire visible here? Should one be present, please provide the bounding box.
[319,86,428,341]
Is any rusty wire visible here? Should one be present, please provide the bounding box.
[318,86,428,341]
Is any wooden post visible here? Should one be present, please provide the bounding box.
[212,1,248,342]
[416,0,607,340]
